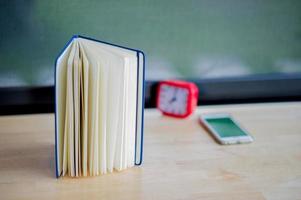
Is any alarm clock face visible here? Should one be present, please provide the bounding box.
[158,84,189,116]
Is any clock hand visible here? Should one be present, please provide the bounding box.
[169,88,178,103]
[169,97,176,103]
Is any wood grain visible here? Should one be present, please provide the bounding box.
[0,102,301,200]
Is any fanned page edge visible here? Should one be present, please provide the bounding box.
[54,35,145,178]
[55,37,75,178]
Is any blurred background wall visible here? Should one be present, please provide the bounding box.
[0,0,300,86]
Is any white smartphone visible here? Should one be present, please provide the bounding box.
[199,113,253,145]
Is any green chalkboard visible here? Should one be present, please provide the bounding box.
[0,0,301,86]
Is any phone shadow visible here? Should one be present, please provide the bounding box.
[198,120,223,145]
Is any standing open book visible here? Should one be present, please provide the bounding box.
[55,35,145,178]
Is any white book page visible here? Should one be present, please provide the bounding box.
[80,39,139,171]
[79,43,89,176]
[122,57,130,170]
[127,56,138,168]
[73,42,80,177]
[107,56,126,171]
[55,42,73,176]
[93,64,100,175]
[113,70,125,171]
[66,41,77,177]
[88,61,100,176]
[81,40,126,172]
[98,59,108,174]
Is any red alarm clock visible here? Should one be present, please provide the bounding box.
[156,80,199,118]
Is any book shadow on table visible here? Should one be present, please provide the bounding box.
[0,143,55,179]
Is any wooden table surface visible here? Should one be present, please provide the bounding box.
[0,102,301,200]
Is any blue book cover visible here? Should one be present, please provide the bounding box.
[54,35,145,178]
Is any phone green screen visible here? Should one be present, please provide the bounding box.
[205,117,247,138]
